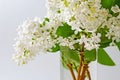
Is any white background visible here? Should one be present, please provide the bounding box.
[0,0,60,80]
[0,0,120,80]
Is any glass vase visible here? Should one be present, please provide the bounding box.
[60,60,97,80]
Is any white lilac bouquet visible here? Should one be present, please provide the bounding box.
[13,0,120,80]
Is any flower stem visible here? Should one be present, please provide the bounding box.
[77,52,84,80]
[67,63,76,80]
[67,43,92,80]
[87,68,91,80]
[77,43,85,80]
[80,64,88,80]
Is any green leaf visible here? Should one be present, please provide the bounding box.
[49,44,60,52]
[116,42,120,50]
[98,48,115,66]
[101,0,115,9]
[115,0,120,8]
[60,46,80,69]
[73,43,81,50]
[100,43,111,48]
[97,26,112,48]
[84,49,96,63]
[61,56,68,69]
[60,46,80,63]
[56,22,74,38]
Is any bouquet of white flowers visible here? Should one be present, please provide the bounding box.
[13,0,120,80]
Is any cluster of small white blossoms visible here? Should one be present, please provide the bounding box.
[106,5,120,45]
[47,0,120,43]
[13,0,120,65]
[13,18,61,65]
[47,0,108,32]
[78,33,101,50]
[47,0,120,44]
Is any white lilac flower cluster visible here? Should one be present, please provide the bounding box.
[13,0,120,65]
[13,18,60,65]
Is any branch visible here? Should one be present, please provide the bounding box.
[77,43,85,80]
[79,64,88,80]
[87,68,91,80]
[77,52,83,80]
[67,63,76,80]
